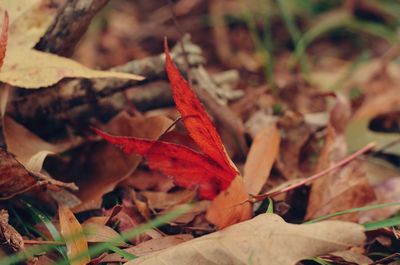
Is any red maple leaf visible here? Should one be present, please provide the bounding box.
[94,39,238,200]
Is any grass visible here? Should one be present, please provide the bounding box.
[305,202,400,231]
[0,204,191,265]
[232,0,400,86]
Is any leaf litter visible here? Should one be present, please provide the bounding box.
[1,1,400,265]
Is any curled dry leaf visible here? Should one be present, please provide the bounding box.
[306,95,376,221]
[125,213,366,265]
[0,147,38,199]
[0,146,76,200]
[58,205,90,265]
[3,116,74,173]
[95,40,251,228]
[0,209,24,252]
[243,123,280,195]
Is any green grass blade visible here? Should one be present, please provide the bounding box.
[363,215,400,231]
[303,257,333,265]
[276,0,310,75]
[56,204,191,265]
[0,204,190,265]
[21,200,67,260]
[305,202,400,224]
[107,244,137,261]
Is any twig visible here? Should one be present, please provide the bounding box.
[250,143,376,202]
[24,240,64,246]
[35,0,110,56]
[8,37,204,140]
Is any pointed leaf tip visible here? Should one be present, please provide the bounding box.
[163,40,238,178]
[93,127,153,155]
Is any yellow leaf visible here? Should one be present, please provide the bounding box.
[0,48,144,88]
[58,205,90,265]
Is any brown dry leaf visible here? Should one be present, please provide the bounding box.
[82,222,126,246]
[359,177,400,223]
[2,115,80,198]
[243,123,280,195]
[121,169,174,192]
[58,205,90,265]
[206,176,252,229]
[126,213,366,265]
[0,209,24,252]
[326,249,373,264]
[172,200,210,224]
[141,189,197,211]
[3,116,74,173]
[0,138,76,201]
[102,235,193,263]
[306,96,376,221]
[276,111,314,179]
[74,113,173,212]
[0,147,37,199]
[0,48,143,88]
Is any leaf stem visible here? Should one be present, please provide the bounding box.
[251,143,375,202]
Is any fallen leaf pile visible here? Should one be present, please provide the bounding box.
[1,1,400,264]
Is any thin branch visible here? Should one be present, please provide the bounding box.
[251,143,376,202]
[35,0,110,56]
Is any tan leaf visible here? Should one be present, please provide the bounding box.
[102,235,193,263]
[82,222,126,246]
[58,205,90,265]
[243,123,280,195]
[0,48,143,88]
[206,176,252,229]
[126,213,366,265]
[2,0,59,48]
[172,200,210,224]
[141,189,197,210]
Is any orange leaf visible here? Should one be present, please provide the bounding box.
[164,39,237,176]
[58,205,90,265]
[0,11,9,70]
[206,176,252,229]
[94,129,233,199]
[243,123,280,195]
